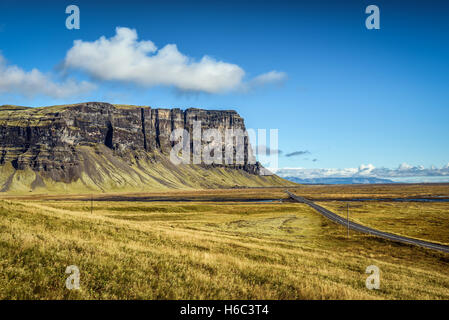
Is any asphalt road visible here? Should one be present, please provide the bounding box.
[286,191,449,254]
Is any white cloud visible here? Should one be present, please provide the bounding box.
[358,163,375,174]
[251,71,287,86]
[64,27,285,93]
[0,53,94,99]
[241,70,287,92]
[398,162,413,171]
[274,163,449,183]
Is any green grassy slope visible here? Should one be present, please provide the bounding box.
[0,145,294,194]
[1,199,448,299]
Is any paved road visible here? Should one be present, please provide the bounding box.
[286,190,449,254]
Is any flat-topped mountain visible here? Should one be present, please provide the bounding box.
[0,102,291,193]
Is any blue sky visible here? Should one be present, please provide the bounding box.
[0,0,448,180]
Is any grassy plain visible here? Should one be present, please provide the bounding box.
[6,183,448,201]
[319,201,449,246]
[286,183,449,200]
[0,184,449,299]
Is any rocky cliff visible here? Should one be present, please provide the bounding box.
[0,102,289,193]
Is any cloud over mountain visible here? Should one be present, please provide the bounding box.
[247,71,287,89]
[0,53,94,98]
[64,27,285,94]
[273,163,449,183]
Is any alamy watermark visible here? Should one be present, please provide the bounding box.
[65,5,80,30]
[65,265,80,290]
[365,5,380,30]
[64,5,379,31]
[365,265,380,290]
[169,121,279,174]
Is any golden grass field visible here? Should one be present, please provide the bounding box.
[320,201,449,246]
[0,184,448,299]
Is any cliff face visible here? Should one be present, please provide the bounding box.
[0,102,280,192]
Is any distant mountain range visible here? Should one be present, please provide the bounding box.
[283,176,394,185]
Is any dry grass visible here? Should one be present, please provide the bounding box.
[0,150,293,195]
[286,184,449,200]
[319,201,449,246]
[0,190,449,299]
[3,183,446,202]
